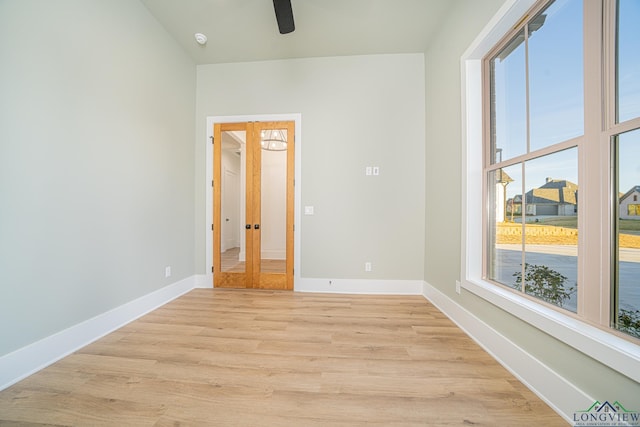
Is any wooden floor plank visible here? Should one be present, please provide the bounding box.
[0,289,567,426]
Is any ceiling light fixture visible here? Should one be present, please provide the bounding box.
[194,33,208,45]
[260,129,287,151]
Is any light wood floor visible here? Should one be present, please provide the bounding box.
[0,289,567,426]
[221,247,285,273]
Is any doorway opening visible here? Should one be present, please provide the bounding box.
[211,120,296,290]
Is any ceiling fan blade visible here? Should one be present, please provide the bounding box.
[272,0,295,34]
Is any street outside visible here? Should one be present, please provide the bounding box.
[493,245,640,314]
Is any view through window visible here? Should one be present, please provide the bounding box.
[487,0,582,313]
[485,0,640,339]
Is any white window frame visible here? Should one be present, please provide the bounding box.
[460,0,640,382]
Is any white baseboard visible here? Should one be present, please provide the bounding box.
[421,280,591,424]
[0,276,196,391]
[194,274,212,288]
[295,278,423,294]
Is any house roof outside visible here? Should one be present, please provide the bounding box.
[619,185,640,203]
[507,178,579,205]
[524,178,578,205]
[510,182,640,206]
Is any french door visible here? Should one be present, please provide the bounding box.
[213,121,294,290]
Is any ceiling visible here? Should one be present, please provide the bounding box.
[139,0,458,65]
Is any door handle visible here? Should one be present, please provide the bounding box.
[254,224,260,230]
[246,224,251,229]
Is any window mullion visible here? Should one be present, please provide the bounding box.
[603,0,617,130]
[524,22,531,156]
[580,0,608,325]
[520,162,526,292]
[522,19,530,296]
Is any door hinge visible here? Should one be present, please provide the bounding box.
[211,266,214,273]
[210,136,214,144]
[211,224,214,231]
[212,179,214,187]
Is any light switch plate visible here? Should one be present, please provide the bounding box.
[304,206,314,215]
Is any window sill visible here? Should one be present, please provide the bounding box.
[462,277,640,383]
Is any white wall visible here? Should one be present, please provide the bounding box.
[0,0,196,357]
[196,54,426,281]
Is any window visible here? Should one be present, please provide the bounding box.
[484,0,640,340]
[486,0,581,313]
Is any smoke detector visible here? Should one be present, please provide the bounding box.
[194,33,207,46]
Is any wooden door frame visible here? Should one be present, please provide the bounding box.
[205,114,301,289]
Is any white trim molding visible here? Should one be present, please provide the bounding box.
[461,278,640,384]
[194,274,212,289]
[205,114,302,289]
[0,276,196,391]
[422,280,591,424]
[295,278,423,295]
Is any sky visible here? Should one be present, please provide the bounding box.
[617,0,640,194]
[493,0,640,200]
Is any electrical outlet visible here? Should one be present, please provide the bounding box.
[365,262,372,272]
[165,266,172,278]
[455,280,461,294]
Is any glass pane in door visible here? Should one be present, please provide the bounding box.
[220,130,246,273]
[260,128,288,274]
